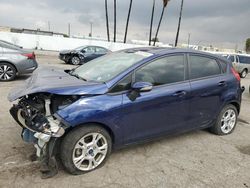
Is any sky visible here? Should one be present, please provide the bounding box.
[0,0,249,49]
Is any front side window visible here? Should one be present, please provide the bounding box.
[84,47,96,53]
[189,55,221,79]
[135,55,185,86]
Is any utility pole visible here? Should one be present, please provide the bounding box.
[175,0,184,47]
[48,21,51,31]
[89,22,93,37]
[187,33,191,48]
[68,23,71,37]
[149,0,155,46]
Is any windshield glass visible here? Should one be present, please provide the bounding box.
[74,46,85,51]
[71,51,151,83]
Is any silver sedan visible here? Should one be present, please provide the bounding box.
[0,40,38,81]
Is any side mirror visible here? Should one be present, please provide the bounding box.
[132,82,153,92]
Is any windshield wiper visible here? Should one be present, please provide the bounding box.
[69,72,87,81]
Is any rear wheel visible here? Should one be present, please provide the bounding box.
[60,125,112,175]
[70,56,81,65]
[0,62,17,81]
[210,105,238,135]
[240,69,248,78]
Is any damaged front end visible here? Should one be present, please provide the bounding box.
[9,93,79,178]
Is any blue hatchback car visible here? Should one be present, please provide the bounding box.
[9,47,244,177]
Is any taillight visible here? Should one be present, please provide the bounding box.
[231,67,241,81]
[22,52,35,59]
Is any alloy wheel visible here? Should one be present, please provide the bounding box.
[0,64,14,80]
[72,132,108,171]
[220,109,236,134]
[71,57,80,65]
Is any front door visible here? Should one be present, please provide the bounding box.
[120,54,192,144]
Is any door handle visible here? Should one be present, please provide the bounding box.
[218,81,227,87]
[173,91,187,97]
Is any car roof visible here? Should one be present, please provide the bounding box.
[122,47,225,60]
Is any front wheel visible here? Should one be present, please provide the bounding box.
[60,125,112,175]
[210,105,238,135]
[70,56,81,65]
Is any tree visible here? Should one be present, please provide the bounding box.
[149,0,155,46]
[246,38,250,53]
[114,0,117,42]
[175,0,184,47]
[151,37,159,43]
[124,0,133,43]
[153,0,170,46]
[104,0,110,42]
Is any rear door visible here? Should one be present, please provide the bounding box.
[188,54,227,128]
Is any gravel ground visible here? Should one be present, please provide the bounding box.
[0,51,250,188]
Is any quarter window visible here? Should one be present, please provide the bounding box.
[189,55,221,79]
[110,75,132,93]
[135,55,185,86]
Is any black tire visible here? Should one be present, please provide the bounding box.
[70,56,81,65]
[60,125,112,175]
[0,62,17,81]
[240,69,248,78]
[209,104,238,135]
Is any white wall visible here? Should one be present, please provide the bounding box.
[0,31,148,52]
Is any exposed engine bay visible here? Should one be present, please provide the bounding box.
[9,93,79,178]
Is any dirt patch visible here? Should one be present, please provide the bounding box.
[237,145,250,155]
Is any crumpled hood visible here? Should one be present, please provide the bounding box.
[8,67,108,102]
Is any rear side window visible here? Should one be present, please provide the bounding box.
[135,55,185,86]
[239,55,250,64]
[189,55,221,79]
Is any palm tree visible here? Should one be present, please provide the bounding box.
[113,0,117,42]
[124,0,133,43]
[149,0,156,46]
[105,0,110,42]
[153,0,170,46]
[175,0,184,47]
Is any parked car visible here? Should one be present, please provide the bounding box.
[0,40,23,49]
[59,45,111,65]
[0,40,38,81]
[8,47,244,177]
[223,54,250,78]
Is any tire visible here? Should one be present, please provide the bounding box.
[0,62,17,81]
[60,125,112,175]
[70,56,81,65]
[240,69,248,78]
[210,105,238,135]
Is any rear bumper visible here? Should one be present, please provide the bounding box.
[16,59,38,74]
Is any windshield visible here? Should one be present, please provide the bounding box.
[71,51,151,83]
[74,46,85,51]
